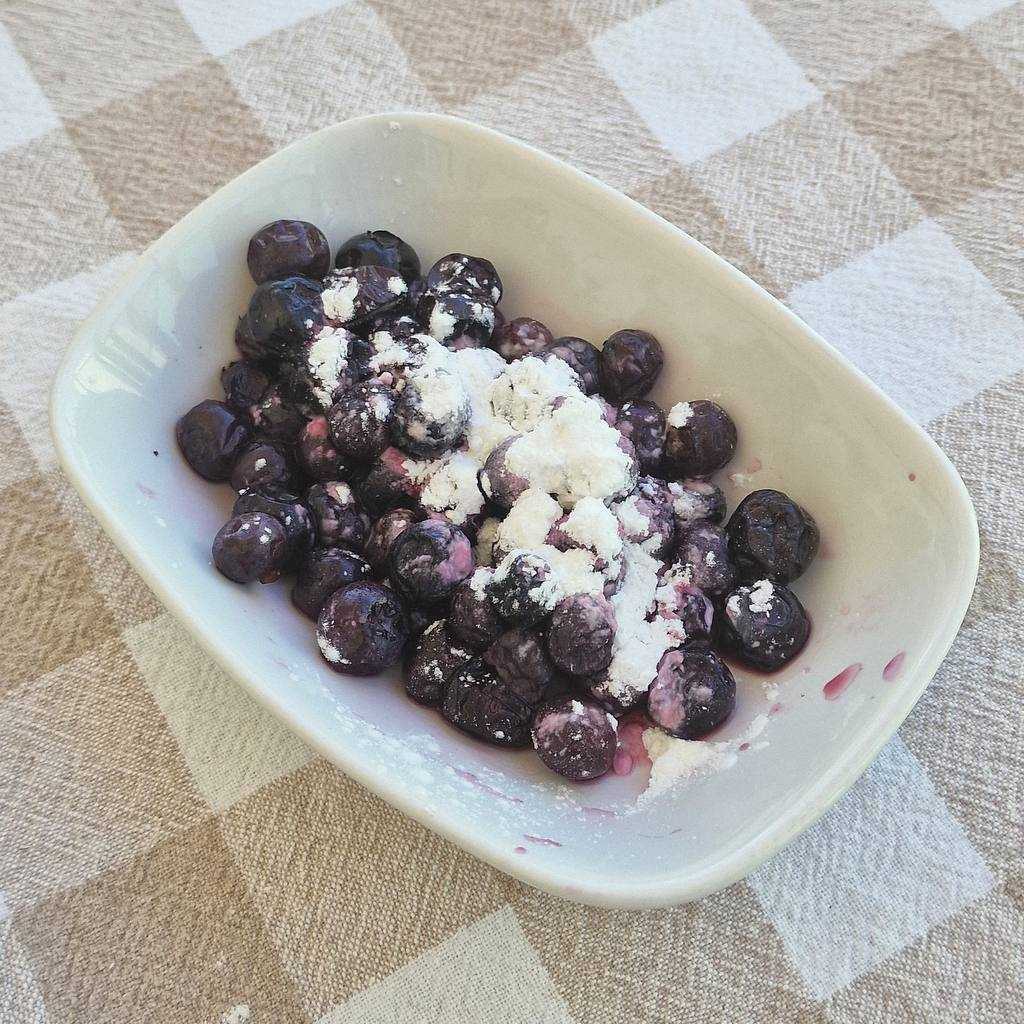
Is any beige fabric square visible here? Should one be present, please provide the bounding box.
[220,760,515,1020]
[0,129,129,303]
[66,60,274,246]
[457,44,678,194]
[1,0,207,121]
[370,0,585,108]
[223,2,438,148]
[830,32,1024,216]
[689,100,923,293]
[12,820,309,1024]
[0,635,206,910]
[0,917,48,1023]
[745,0,949,90]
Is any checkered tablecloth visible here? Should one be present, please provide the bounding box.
[2,1,1022,1021]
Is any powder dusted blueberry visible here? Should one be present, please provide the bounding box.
[233,489,314,566]
[488,552,557,627]
[240,276,324,362]
[320,265,408,327]
[483,627,556,706]
[599,329,664,402]
[718,579,811,671]
[648,648,736,740]
[655,575,714,646]
[250,384,307,447]
[547,594,617,677]
[441,658,532,747]
[327,379,396,463]
[477,436,529,511]
[416,290,496,347]
[672,523,735,598]
[317,581,408,675]
[291,546,371,619]
[230,440,295,494]
[667,478,727,529]
[176,399,252,481]
[364,507,419,576]
[388,520,474,606]
[613,476,676,560]
[532,698,617,781]
[366,311,420,342]
[544,336,601,394]
[212,512,289,584]
[663,401,737,479]
[295,326,371,409]
[247,220,331,284]
[490,317,553,361]
[296,415,343,482]
[424,253,503,304]
[449,570,504,652]
[306,481,370,550]
[335,229,421,284]
[615,400,666,474]
[220,360,271,412]
[354,447,426,516]
[725,488,820,584]
[405,619,474,706]
[391,369,471,457]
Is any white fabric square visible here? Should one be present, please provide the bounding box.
[125,613,313,811]
[318,908,575,1024]
[0,24,59,155]
[178,0,352,57]
[0,918,50,1023]
[748,737,994,1000]
[590,0,820,165]
[929,0,1016,30]
[788,219,1024,424]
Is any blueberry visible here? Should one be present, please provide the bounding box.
[247,220,331,284]
[441,658,532,746]
[354,446,426,516]
[599,329,664,402]
[233,489,314,566]
[212,512,289,584]
[365,310,419,341]
[391,369,470,457]
[725,488,820,584]
[448,570,504,652]
[547,594,616,677]
[220,359,271,412]
[424,253,503,304]
[239,276,324,362]
[296,325,372,408]
[317,581,408,675]
[717,579,810,671]
[326,379,396,463]
[532,697,617,781]
[321,266,408,327]
[250,384,308,446]
[613,476,676,560]
[672,523,735,598]
[662,401,737,479]
[667,478,726,529]
[406,604,436,638]
[488,552,556,627]
[296,415,342,482]
[230,440,294,494]
[176,399,252,481]
[416,290,496,346]
[388,520,474,606]
[490,317,553,361]
[544,336,601,394]
[364,507,419,576]
[335,229,421,284]
[477,436,529,511]
[291,546,371,619]
[483,627,556,705]
[405,619,474,706]
[655,576,714,645]
[615,400,665,473]
[648,648,736,739]
[306,481,370,550]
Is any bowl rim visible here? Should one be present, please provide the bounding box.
[50,110,979,908]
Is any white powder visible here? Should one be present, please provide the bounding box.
[428,302,459,341]
[317,633,344,665]
[468,566,491,597]
[369,332,449,382]
[403,368,469,442]
[498,489,562,552]
[321,274,359,322]
[252,458,267,472]
[570,699,587,716]
[306,326,354,407]
[667,401,694,428]
[613,492,657,550]
[386,275,408,295]
[487,356,581,434]
[421,451,485,524]
[561,497,623,563]
[748,579,775,614]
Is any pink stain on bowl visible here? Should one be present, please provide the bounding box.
[137,482,157,499]
[513,846,527,855]
[768,702,784,716]
[883,651,906,681]
[582,806,617,819]
[454,768,523,804]
[523,834,563,847]
[738,742,750,752]
[823,663,863,701]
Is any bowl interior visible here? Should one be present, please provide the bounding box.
[53,114,977,907]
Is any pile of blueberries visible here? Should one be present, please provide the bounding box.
[176,219,820,784]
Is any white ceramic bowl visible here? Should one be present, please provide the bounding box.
[51,112,978,908]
